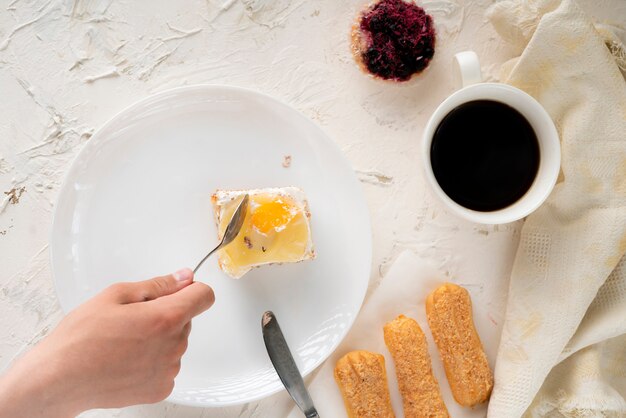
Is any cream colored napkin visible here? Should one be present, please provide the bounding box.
[486,0,626,417]
[287,250,497,418]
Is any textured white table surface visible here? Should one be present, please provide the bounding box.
[1,0,624,417]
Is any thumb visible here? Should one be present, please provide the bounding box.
[107,268,194,304]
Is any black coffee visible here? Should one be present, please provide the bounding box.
[430,100,540,212]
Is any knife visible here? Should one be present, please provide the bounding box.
[262,311,320,418]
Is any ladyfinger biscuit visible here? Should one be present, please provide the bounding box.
[426,283,493,406]
[384,315,449,418]
[334,350,395,418]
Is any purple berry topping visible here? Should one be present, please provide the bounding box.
[358,0,436,81]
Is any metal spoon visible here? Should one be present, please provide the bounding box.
[193,194,249,274]
[262,311,320,418]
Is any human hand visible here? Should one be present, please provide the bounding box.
[0,269,214,418]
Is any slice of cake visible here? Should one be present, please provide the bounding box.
[212,187,315,279]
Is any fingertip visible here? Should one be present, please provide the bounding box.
[156,280,216,320]
[189,282,216,316]
[198,282,216,309]
[173,268,194,283]
[206,284,216,308]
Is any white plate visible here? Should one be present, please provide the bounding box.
[50,85,371,406]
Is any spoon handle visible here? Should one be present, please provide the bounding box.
[192,245,219,274]
[192,194,249,275]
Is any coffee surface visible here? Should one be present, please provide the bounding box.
[430,100,540,212]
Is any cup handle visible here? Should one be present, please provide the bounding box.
[454,51,482,88]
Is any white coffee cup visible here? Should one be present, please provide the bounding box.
[422,51,561,224]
